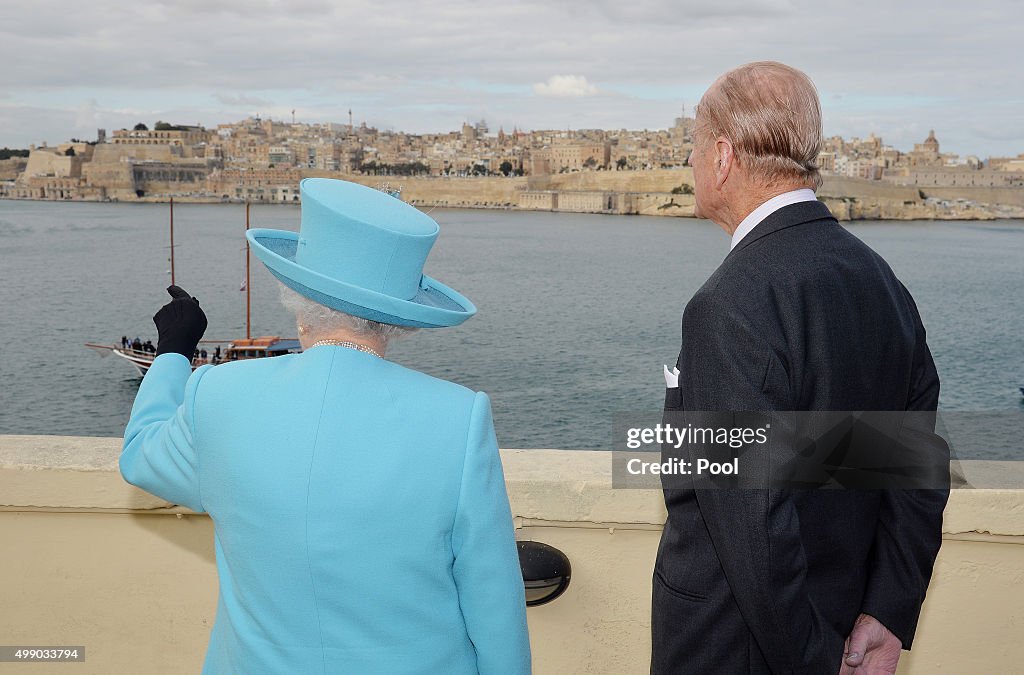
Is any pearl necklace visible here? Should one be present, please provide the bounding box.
[309,339,382,358]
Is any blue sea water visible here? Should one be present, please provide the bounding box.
[0,200,1021,456]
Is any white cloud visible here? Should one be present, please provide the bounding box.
[533,75,599,98]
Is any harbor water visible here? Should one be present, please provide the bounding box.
[0,200,1022,456]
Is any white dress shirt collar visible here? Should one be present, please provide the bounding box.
[730,188,818,250]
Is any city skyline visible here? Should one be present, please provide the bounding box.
[9,113,1013,164]
[1,1,1021,156]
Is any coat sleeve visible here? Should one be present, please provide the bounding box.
[860,295,949,648]
[451,392,532,674]
[678,292,836,674]
[120,353,212,513]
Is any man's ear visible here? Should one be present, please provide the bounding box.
[714,138,734,190]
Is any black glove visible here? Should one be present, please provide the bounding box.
[154,285,208,358]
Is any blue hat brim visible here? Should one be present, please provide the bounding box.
[246,228,476,328]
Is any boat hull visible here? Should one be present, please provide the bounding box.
[86,339,302,378]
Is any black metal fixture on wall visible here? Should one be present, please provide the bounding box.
[517,541,571,607]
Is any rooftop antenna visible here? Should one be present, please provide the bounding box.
[291,109,296,124]
[348,109,353,133]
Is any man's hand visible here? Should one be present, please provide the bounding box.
[839,613,902,675]
[154,285,208,359]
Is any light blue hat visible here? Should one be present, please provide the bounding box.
[247,178,476,328]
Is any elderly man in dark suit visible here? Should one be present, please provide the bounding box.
[653,61,949,674]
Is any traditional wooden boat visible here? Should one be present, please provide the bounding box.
[86,199,301,377]
[85,336,303,377]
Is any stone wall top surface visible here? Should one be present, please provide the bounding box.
[1,436,1022,536]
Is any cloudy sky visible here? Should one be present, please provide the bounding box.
[1,1,1021,157]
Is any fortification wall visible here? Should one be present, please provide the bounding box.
[90,143,176,164]
[300,171,529,208]
[819,176,922,201]
[528,168,693,193]
[82,161,136,199]
[5,159,1022,219]
[922,186,1024,208]
[0,157,28,181]
[21,150,80,179]
[822,176,1024,210]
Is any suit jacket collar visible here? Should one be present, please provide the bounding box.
[724,199,835,262]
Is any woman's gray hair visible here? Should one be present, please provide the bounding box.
[277,281,418,344]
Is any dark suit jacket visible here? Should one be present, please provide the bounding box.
[652,200,949,674]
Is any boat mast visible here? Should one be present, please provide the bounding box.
[245,202,251,340]
[169,197,176,286]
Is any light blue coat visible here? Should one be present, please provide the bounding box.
[121,347,531,674]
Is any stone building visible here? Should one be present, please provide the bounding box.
[610,137,652,170]
[556,190,615,212]
[537,141,611,173]
[5,144,98,199]
[988,153,1024,172]
[882,167,1024,188]
[206,167,302,201]
[518,190,557,210]
[111,126,207,147]
[817,151,836,173]
[267,146,295,167]
[908,129,943,167]
[518,189,623,213]
[132,161,211,197]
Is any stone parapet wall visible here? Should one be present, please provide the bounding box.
[1,436,1022,674]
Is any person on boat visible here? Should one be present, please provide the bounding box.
[119,178,531,674]
[131,337,142,352]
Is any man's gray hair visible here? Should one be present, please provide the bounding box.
[695,61,823,189]
[277,281,417,344]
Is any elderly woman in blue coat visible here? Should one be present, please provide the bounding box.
[120,178,532,674]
